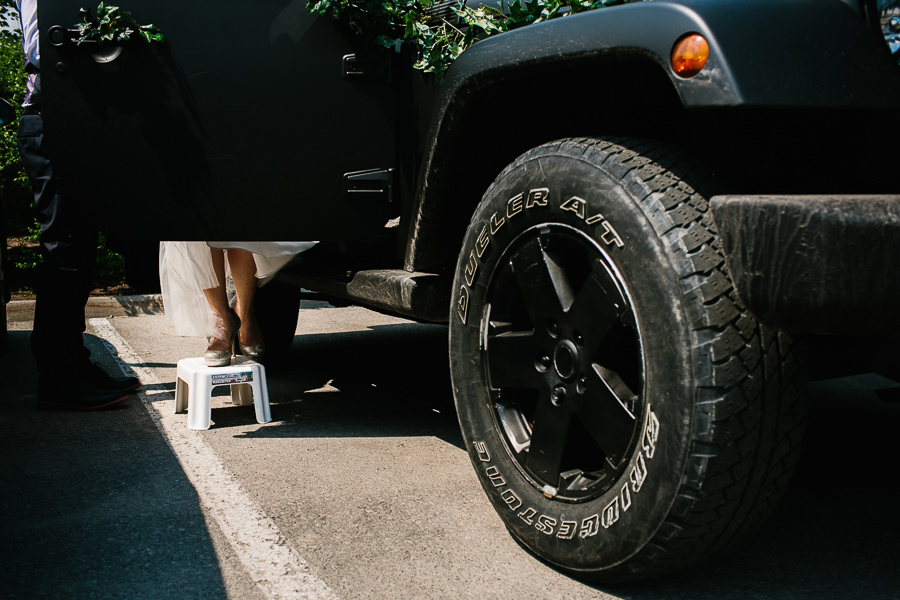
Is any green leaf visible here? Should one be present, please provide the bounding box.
[304,0,638,81]
[75,3,165,47]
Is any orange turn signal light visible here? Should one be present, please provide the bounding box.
[671,34,709,78]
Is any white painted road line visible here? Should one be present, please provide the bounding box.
[89,318,339,600]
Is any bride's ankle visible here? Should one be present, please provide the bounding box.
[238,316,262,346]
[233,301,253,325]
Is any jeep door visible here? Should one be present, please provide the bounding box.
[38,0,396,240]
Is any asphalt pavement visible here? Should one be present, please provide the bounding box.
[1,297,899,600]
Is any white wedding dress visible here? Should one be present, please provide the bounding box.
[159,241,316,337]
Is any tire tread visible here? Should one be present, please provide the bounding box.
[539,138,806,581]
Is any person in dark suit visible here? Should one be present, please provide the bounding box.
[15,0,140,410]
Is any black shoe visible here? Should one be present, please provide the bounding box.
[38,374,130,411]
[88,362,140,392]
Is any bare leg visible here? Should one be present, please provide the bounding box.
[227,249,262,347]
[202,249,235,352]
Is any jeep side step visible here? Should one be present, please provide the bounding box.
[276,269,452,323]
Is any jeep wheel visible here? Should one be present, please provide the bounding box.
[448,138,806,582]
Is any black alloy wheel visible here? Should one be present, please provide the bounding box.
[484,224,643,503]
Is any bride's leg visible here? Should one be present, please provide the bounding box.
[227,249,262,347]
[202,248,235,353]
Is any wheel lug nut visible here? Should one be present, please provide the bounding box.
[535,355,552,372]
[574,331,584,346]
[548,320,560,337]
[576,376,587,394]
[551,385,566,406]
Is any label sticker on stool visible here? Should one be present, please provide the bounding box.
[211,371,253,386]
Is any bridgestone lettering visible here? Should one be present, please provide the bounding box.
[473,407,659,539]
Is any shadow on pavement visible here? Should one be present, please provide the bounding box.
[75,310,899,599]
[218,323,465,450]
[213,320,899,599]
[0,331,229,600]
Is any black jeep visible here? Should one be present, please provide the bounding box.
[31,0,900,582]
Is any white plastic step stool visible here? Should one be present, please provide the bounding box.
[175,356,271,430]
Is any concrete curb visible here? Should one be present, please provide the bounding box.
[5,294,165,323]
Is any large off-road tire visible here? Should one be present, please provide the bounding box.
[449,138,807,582]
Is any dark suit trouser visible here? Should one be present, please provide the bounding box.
[17,113,98,375]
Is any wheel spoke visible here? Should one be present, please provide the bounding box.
[487,331,543,389]
[510,237,575,321]
[568,258,629,356]
[576,363,638,464]
[525,398,572,486]
[479,224,645,501]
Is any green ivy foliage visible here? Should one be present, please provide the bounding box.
[76,3,164,47]
[307,0,629,80]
